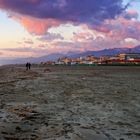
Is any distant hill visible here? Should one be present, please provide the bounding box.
[0,51,78,65]
[0,53,65,65]
[0,45,140,65]
[69,45,140,58]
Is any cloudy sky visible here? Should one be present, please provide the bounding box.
[0,0,140,58]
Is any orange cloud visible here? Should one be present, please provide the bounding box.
[13,15,62,35]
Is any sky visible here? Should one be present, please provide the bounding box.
[0,0,140,58]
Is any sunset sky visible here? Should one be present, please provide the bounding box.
[0,0,140,58]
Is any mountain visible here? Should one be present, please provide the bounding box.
[31,51,79,63]
[31,53,65,63]
[69,45,140,58]
[0,45,140,65]
[0,52,78,65]
[0,53,65,65]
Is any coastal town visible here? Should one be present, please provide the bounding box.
[42,53,140,65]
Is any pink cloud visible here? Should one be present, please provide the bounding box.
[73,32,94,42]
[124,9,139,19]
[71,14,140,51]
[12,15,62,35]
[127,9,138,15]
[94,16,140,41]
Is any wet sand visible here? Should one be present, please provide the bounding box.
[0,65,140,140]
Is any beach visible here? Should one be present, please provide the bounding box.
[0,65,140,140]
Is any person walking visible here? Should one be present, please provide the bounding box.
[28,63,31,70]
[26,62,29,70]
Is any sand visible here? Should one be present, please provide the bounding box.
[0,65,140,140]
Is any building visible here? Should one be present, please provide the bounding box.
[57,53,140,65]
[118,53,140,60]
[85,55,98,63]
[57,57,72,64]
[41,61,55,65]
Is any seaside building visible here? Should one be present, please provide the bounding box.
[57,57,72,65]
[56,53,140,65]
[85,55,99,63]
[40,61,55,65]
[118,53,140,60]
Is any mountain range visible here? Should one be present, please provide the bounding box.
[0,45,140,65]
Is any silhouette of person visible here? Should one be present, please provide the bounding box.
[26,62,29,70]
[28,63,31,70]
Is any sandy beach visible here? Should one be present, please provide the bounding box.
[0,65,140,140]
